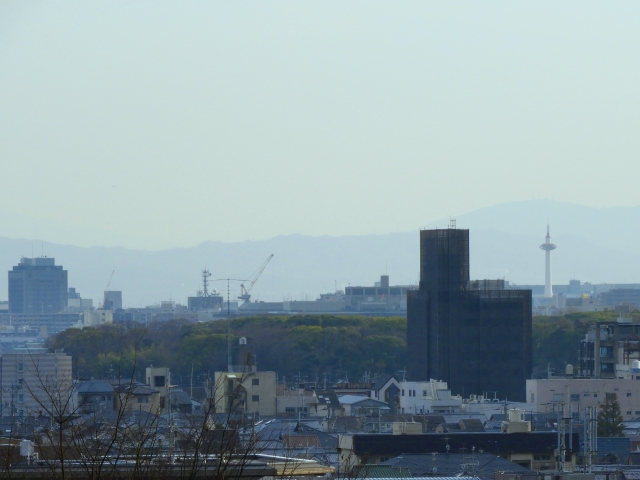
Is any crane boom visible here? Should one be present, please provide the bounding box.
[238,254,274,303]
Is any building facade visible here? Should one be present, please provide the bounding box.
[579,318,640,379]
[345,276,416,312]
[407,228,532,401]
[103,291,122,310]
[0,352,73,417]
[8,257,68,315]
[213,371,276,417]
[527,377,640,420]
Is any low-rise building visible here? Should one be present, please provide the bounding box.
[77,379,116,414]
[213,370,276,417]
[527,376,640,419]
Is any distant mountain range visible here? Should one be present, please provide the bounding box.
[0,200,638,307]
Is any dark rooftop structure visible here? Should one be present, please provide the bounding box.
[407,228,532,401]
[346,432,579,459]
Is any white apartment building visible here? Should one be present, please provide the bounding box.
[0,352,73,417]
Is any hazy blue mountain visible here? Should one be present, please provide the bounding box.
[0,200,638,307]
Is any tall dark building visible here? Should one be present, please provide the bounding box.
[8,257,68,314]
[407,229,532,401]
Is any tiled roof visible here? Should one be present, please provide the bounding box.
[372,374,398,391]
[77,379,115,394]
[282,435,321,448]
[597,437,631,464]
[382,453,530,480]
[351,465,413,478]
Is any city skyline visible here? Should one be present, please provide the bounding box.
[1,198,640,307]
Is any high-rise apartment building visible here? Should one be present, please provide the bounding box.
[8,257,68,314]
[407,228,532,401]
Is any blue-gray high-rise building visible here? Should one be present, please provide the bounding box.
[8,257,68,314]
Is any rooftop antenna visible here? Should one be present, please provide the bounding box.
[449,217,456,229]
[200,269,211,297]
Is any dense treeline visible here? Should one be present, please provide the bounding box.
[47,315,407,386]
[48,311,628,387]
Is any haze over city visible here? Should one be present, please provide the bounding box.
[2,2,640,251]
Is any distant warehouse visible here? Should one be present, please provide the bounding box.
[345,275,416,312]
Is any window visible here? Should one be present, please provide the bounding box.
[17,363,23,371]
[422,390,428,397]
[137,397,149,403]
[18,394,23,402]
[570,394,579,402]
[584,392,590,397]
[594,394,598,398]
[252,379,259,386]
[606,393,615,400]
[628,393,632,397]
[402,390,405,396]
[628,411,632,415]
[154,375,166,387]
[552,393,563,402]
[635,411,640,415]
[252,395,259,402]
[531,394,535,403]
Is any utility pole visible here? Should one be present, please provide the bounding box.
[211,278,248,371]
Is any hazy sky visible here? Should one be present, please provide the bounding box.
[1,2,639,250]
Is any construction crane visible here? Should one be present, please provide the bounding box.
[100,270,115,309]
[238,254,274,304]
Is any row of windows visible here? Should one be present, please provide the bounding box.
[552,392,634,402]
[346,288,408,296]
[284,407,308,413]
[400,389,429,397]
[534,455,552,461]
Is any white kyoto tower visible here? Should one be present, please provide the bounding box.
[539,225,557,298]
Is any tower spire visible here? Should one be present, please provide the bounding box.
[539,225,557,298]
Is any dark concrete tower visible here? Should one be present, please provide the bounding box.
[407,227,531,401]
